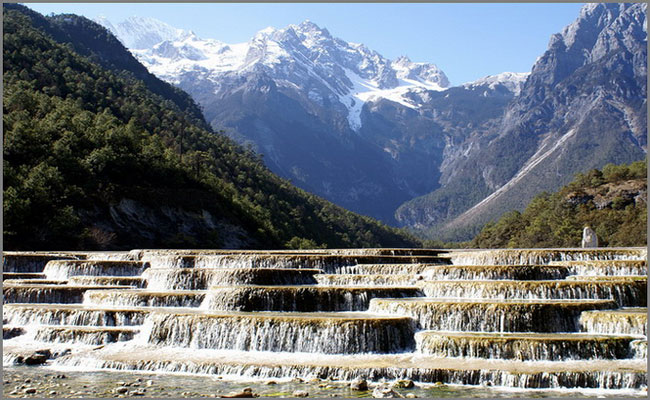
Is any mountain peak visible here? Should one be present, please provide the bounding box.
[102,15,450,130]
[95,15,188,49]
[463,72,529,95]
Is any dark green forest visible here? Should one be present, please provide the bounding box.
[3,4,418,250]
[471,160,647,248]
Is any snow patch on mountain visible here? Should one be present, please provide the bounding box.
[95,16,190,50]
[462,72,530,95]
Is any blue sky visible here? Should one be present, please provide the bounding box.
[26,2,585,85]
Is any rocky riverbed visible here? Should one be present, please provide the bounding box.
[2,366,646,398]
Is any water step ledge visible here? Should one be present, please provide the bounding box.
[143,268,321,290]
[580,308,647,336]
[139,310,416,354]
[34,325,140,345]
[421,265,572,281]
[43,260,147,280]
[2,272,47,280]
[50,346,647,390]
[448,248,646,266]
[414,331,639,360]
[84,289,207,308]
[3,304,151,327]
[202,286,423,312]
[368,298,618,332]
[315,274,422,286]
[3,285,136,304]
[417,279,647,307]
[68,276,147,288]
[141,254,449,272]
[549,260,647,276]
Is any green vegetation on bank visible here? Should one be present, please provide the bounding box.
[3,5,418,250]
[471,160,647,248]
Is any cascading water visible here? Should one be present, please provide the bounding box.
[43,260,147,280]
[420,265,571,281]
[200,286,423,312]
[449,248,647,266]
[315,274,422,286]
[417,279,647,307]
[2,247,647,395]
[139,311,416,354]
[83,289,206,308]
[579,308,647,336]
[143,268,320,290]
[414,331,636,361]
[368,298,618,332]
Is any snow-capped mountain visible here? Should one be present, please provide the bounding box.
[96,16,189,49]
[98,18,449,132]
[95,17,462,223]
[462,72,529,96]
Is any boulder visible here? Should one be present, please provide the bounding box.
[372,384,404,398]
[220,388,258,398]
[350,378,368,391]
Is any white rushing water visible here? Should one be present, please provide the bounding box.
[3,248,647,394]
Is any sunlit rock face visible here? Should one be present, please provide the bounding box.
[2,247,647,393]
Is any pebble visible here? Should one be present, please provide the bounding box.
[115,387,129,394]
[49,391,57,396]
[292,390,309,397]
[291,377,304,383]
[265,380,277,385]
[24,378,32,383]
[24,387,37,394]
[405,394,417,398]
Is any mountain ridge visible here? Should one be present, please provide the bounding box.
[97,16,524,225]
[397,2,647,240]
[96,4,646,239]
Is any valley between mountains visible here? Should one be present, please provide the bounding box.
[97,3,647,241]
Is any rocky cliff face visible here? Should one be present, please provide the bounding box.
[397,3,647,240]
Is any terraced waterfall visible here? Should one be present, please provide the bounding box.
[3,248,647,397]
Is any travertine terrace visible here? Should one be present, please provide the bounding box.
[3,247,647,394]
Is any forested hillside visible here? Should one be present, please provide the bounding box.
[3,4,418,250]
[471,160,647,248]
